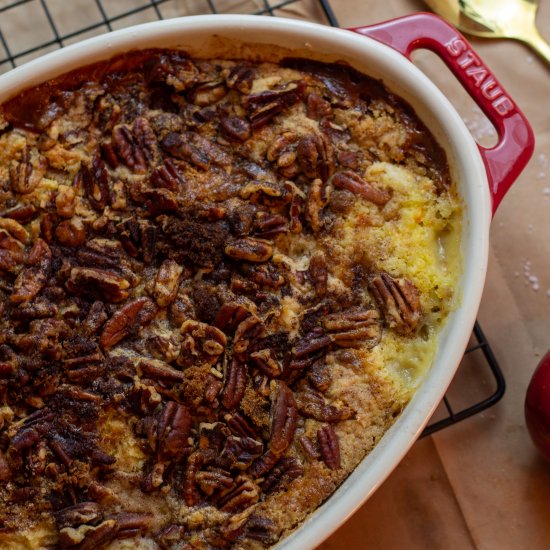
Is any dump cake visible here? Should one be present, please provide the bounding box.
[0,49,461,549]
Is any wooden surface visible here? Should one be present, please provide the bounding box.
[318,1,550,549]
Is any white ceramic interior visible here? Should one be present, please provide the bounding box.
[0,15,493,549]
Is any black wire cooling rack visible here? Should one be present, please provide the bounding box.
[0,0,505,435]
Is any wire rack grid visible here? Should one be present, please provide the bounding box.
[0,0,504,435]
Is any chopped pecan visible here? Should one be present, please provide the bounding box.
[79,157,111,211]
[297,132,334,181]
[249,449,279,478]
[308,251,328,296]
[323,307,382,348]
[9,298,58,320]
[55,219,87,247]
[225,237,273,263]
[178,320,227,368]
[250,348,282,378]
[305,178,330,233]
[317,424,341,470]
[10,238,51,303]
[226,65,255,93]
[221,507,256,542]
[221,116,251,141]
[233,314,265,357]
[158,525,186,549]
[253,212,288,239]
[239,181,288,207]
[266,132,298,175]
[244,516,278,545]
[220,358,247,410]
[189,80,227,106]
[0,452,11,481]
[67,267,130,303]
[261,456,304,493]
[55,185,77,218]
[308,361,331,392]
[58,519,117,550]
[117,217,157,265]
[146,401,191,460]
[55,502,103,529]
[143,187,178,215]
[183,450,209,506]
[221,435,264,470]
[225,412,261,441]
[0,218,30,244]
[306,92,332,119]
[153,259,183,307]
[242,263,285,289]
[332,170,391,205]
[296,388,355,422]
[151,159,185,191]
[369,273,422,335]
[82,300,108,337]
[3,203,38,224]
[9,147,46,194]
[100,297,157,349]
[287,182,305,234]
[269,381,297,456]
[137,358,184,383]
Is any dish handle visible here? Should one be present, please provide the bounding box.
[348,12,534,215]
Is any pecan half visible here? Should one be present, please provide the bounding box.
[100,297,157,349]
[297,133,334,181]
[10,238,51,303]
[226,65,255,94]
[266,132,298,176]
[317,424,341,470]
[253,212,288,239]
[332,170,391,205]
[221,435,264,470]
[189,80,227,106]
[132,117,160,167]
[225,237,273,263]
[55,219,86,247]
[250,349,282,378]
[220,358,247,410]
[296,388,355,423]
[213,302,252,334]
[261,456,304,494]
[369,272,422,335]
[112,124,147,173]
[137,358,184,383]
[146,401,191,460]
[268,381,298,456]
[67,267,130,303]
[153,259,183,307]
[233,314,265,358]
[218,475,259,512]
[323,307,382,348]
[178,319,227,367]
[151,159,185,191]
[59,519,117,550]
[82,300,108,337]
[9,147,46,194]
[289,328,331,370]
[55,502,103,529]
[79,157,111,211]
[243,81,304,129]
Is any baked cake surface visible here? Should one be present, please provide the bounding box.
[0,49,461,549]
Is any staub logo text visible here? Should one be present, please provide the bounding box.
[445,36,514,116]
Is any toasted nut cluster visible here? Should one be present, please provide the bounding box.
[0,47,454,550]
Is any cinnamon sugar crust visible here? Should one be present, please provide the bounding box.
[0,49,461,549]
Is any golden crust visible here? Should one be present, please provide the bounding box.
[0,49,460,549]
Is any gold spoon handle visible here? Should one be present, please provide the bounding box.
[522,27,550,66]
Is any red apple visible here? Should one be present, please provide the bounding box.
[525,350,550,462]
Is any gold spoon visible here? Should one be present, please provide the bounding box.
[424,0,550,65]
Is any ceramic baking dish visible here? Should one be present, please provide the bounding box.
[0,12,534,549]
